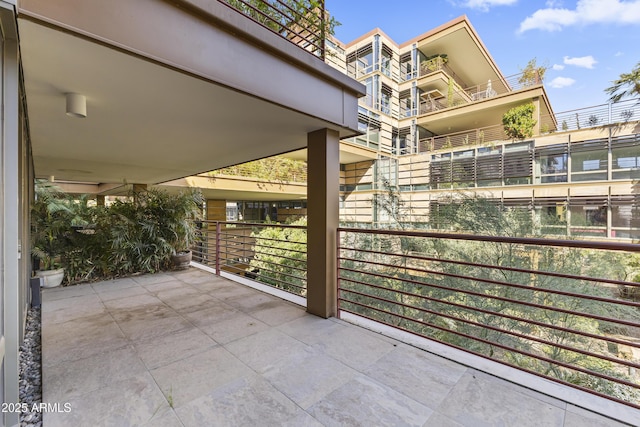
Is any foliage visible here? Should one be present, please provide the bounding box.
[210,156,307,184]
[518,58,547,87]
[249,217,307,296]
[224,0,339,57]
[502,103,536,140]
[32,186,203,284]
[339,193,640,405]
[447,77,455,107]
[31,180,86,270]
[605,61,640,103]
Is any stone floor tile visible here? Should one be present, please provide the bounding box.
[153,284,200,301]
[132,272,175,285]
[41,284,96,302]
[133,327,218,369]
[103,293,164,311]
[264,349,358,409]
[308,374,433,427]
[224,291,279,312]
[209,283,260,301]
[44,346,147,403]
[159,292,216,314]
[41,293,103,313]
[116,311,193,341]
[149,346,252,409]
[248,300,307,326]
[142,408,184,427]
[175,270,217,285]
[96,284,150,302]
[310,323,396,370]
[277,314,348,344]
[435,370,566,427]
[196,310,270,344]
[423,412,466,427]
[91,277,139,293]
[181,300,240,326]
[42,313,128,367]
[141,279,185,293]
[364,345,468,409]
[225,329,309,374]
[41,298,107,325]
[175,376,323,427]
[564,405,631,427]
[44,372,168,427]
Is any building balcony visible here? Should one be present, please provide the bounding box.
[42,266,636,426]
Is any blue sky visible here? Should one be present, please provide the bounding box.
[324,0,640,113]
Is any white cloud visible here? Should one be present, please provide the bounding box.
[459,0,518,12]
[518,0,640,33]
[563,55,597,69]
[552,64,565,70]
[549,77,577,88]
[615,51,624,56]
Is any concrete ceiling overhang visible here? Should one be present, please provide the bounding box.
[416,22,506,93]
[19,19,356,185]
[416,87,554,135]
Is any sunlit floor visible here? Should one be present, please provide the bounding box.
[41,268,630,426]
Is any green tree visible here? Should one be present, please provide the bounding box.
[249,217,307,295]
[518,58,547,87]
[502,103,536,140]
[605,61,640,103]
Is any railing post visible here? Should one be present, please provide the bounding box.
[215,221,221,275]
[336,228,341,319]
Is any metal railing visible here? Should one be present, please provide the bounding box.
[193,221,307,296]
[219,0,327,59]
[337,227,640,410]
[415,98,640,154]
[417,70,544,117]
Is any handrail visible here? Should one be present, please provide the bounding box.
[218,0,327,59]
[337,227,640,410]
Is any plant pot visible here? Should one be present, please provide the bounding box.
[171,250,192,270]
[35,268,65,288]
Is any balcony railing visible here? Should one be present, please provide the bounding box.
[193,221,307,297]
[337,227,640,410]
[219,0,327,59]
[417,70,544,116]
[415,98,640,154]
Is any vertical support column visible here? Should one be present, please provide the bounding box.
[307,128,339,318]
[96,195,106,206]
[2,33,20,427]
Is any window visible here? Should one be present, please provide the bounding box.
[347,45,373,78]
[569,197,607,237]
[570,139,607,182]
[535,144,568,184]
[503,142,532,185]
[612,134,640,180]
[476,147,502,187]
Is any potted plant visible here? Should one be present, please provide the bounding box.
[31,180,76,287]
[155,188,204,270]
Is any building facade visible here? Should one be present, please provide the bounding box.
[328,17,640,240]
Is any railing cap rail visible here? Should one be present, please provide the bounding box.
[337,227,640,252]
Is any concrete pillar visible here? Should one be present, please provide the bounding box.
[2,25,21,427]
[306,128,340,318]
[96,195,105,206]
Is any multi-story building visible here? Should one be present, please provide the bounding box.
[330,16,640,240]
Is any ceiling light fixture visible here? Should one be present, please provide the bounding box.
[66,93,86,118]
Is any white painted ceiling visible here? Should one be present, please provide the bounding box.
[19,19,346,185]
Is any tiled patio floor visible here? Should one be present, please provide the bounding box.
[41,268,631,426]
